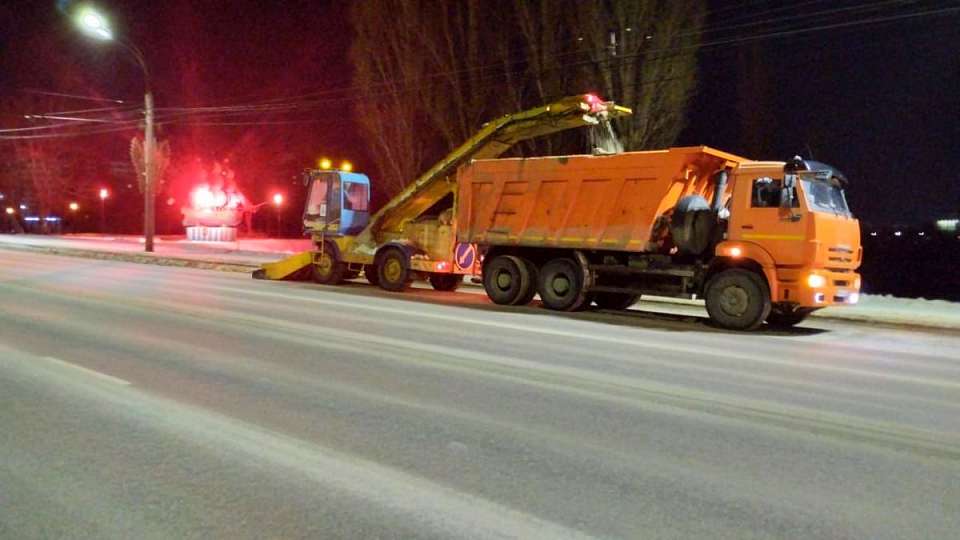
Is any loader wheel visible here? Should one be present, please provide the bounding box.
[483,255,530,305]
[538,257,589,312]
[363,264,380,287]
[429,273,462,292]
[766,305,816,328]
[705,269,771,331]
[377,248,412,292]
[312,248,345,285]
[593,292,639,311]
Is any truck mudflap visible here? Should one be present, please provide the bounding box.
[253,251,314,281]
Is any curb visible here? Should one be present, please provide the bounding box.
[0,242,260,273]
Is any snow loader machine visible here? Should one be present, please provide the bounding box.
[253,94,631,291]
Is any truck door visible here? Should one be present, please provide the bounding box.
[730,174,807,266]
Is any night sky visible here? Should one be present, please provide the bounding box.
[1,0,958,226]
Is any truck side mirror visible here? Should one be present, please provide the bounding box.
[780,174,796,208]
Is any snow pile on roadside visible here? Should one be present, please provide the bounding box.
[816,294,960,329]
[636,293,960,330]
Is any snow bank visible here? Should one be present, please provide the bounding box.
[816,294,960,330]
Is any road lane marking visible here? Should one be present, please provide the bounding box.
[42,356,131,386]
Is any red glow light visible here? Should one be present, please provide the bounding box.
[273,193,284,206]
[583,93,606,113]
[99,188,109,200]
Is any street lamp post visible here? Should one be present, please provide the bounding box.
[75,6,157,252]
[273,193,284,237]
[99,188,109,233]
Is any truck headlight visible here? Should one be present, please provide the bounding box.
[807,274,826,288]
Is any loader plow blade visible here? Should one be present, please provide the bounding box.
[253,251,314,281]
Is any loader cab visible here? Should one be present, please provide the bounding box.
[302,170,371,236]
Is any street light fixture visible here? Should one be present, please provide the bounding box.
[74,5,157,252]
[69,202,80,212]
[5,207,14,215]
[75,7,113,40]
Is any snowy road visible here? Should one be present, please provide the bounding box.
[1,249,958,539]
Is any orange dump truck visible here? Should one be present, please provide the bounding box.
[458,146,862,330]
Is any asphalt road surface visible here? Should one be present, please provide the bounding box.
[1,249,957,539]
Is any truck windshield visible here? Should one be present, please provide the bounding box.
[800,176,850,216]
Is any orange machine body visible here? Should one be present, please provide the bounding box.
[457,146,861,310]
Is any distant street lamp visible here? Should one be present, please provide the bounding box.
[272,193,284,237]
[5,207,14,215]
[99,188,109,233]
[75,6,157,252]
[69,202,80,212]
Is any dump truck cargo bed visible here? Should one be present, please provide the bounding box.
[457,146,747,252]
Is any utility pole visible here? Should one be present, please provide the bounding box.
[144,92,156,252]
[73,6,155,252]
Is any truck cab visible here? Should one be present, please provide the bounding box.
[715,158,861,326]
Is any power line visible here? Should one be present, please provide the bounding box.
[19,89,125,104]
[1,3,956,140]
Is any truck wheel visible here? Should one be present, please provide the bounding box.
[538,257,589,312]
[593,292,638,310]
[313,248,345,285]
[363,264,380,287]
[766,305,816,328]
[514,258,539,305]
[483,255,530,305]
[705,269,771,330]
[377,248,413,292]
[430,273,462,292]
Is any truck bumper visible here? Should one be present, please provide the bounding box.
[774,268,861,308]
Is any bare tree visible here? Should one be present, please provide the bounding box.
[349,0,706,196]
[574,1,707,150]
[11,141,74,233]
[350,1,435,197]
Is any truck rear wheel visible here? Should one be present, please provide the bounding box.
[705,269,771,330]
[538,257,589,312]
[377,248,413,292]
[593,292,639,311]
[312,247,345,285]
[483,255,531,305]
[514,258,539,305]
[766,305,816,328]
[429,273,462,292]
